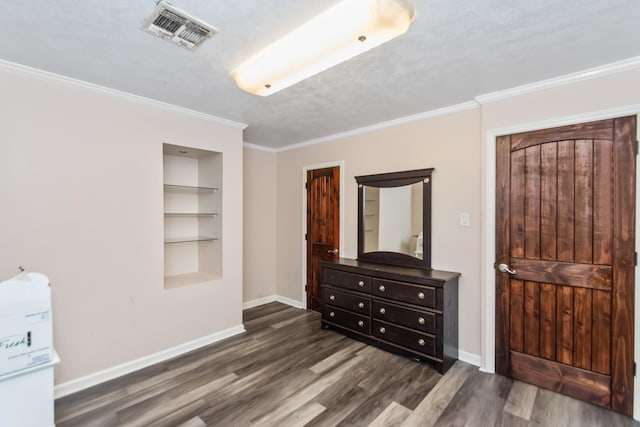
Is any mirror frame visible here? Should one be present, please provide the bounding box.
[356,168,434,269]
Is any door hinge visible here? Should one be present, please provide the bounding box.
[305,285,308,292]
[305,233,308,241]
[635,252,638,266]
[634,362,637,376]
[636,140,639,156]
[305,182,308,190]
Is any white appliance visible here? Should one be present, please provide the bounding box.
[0,271,52,376]
[0,271,58,427]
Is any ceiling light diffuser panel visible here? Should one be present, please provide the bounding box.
[231,0,416,96]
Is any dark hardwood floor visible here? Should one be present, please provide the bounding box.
[55,303,640,426]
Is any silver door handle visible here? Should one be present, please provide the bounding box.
[498,263,516,275]
[328,249,339,254]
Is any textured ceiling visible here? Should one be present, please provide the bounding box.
[0,0,639,148]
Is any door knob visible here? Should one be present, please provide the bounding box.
[328,249,339,254]
[498,263,516,275]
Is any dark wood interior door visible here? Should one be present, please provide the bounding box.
[307,166,340,312]
[495,116,636,415]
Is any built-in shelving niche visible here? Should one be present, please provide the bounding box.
[163,143,222,289]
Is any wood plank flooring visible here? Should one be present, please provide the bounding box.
[55,303,640,426]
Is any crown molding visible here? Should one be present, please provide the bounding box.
[243,142,278,153]
[475,55,640,105]
[5,54,638,151]
[275,56,640,152]
[278,100,480,153]
[0,59,248,130]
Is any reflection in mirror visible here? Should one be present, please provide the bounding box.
[363,183,423,258]
[356,168,433,269]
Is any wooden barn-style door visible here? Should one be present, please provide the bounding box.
[306,166,340,312]
[495,116,637,415]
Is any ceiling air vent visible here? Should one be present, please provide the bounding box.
[142,1,217,50]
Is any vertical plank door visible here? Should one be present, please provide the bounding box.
[306,166,340,312]
[495,116,636,415]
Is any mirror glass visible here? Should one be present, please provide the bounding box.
[356,167,432,269]
[362,182,423,258]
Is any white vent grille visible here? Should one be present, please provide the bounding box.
[142,1,217,50]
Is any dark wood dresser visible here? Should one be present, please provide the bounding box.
[320,258,460,373]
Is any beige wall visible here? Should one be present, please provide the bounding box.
[5,55,636,388]
[275,109,483,357]
[481,67,640,132]
[0,65,244,384]
[479,66,640,368]
[268,67,640,362]
[243,147,277,302]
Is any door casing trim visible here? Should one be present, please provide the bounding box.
[481,105,640,419]
[301,161,345,310]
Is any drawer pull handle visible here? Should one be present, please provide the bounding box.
[379,327,386,334]
[379,285,386,292]
[418,292,425,300]
[358,320,364,327]
[329,295,335,301]
[358,280,365,287]
[418,317,425,325]
[418,339,426,346]
[358,302,365,309]
[379,307,386,315]
[329,312,335,318]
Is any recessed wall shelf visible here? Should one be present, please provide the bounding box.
[164,184,219,193]
[164,213,218,217]
[164,236,219,244]
[163,143,222,289]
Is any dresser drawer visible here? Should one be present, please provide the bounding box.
[372,300,437,334]
[322,286,370,315]
[323,269,371,293]
[372,320,437,357]
[371,278,437,309]
[323,305,370,334]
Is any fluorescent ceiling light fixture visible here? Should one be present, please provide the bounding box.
[231,0,416,96]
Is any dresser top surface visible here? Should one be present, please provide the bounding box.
[321,258,460,283]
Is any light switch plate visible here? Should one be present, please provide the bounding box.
[460,212,470,226]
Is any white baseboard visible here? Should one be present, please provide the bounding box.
[242,295,278,309]
[458,350,482,367]
[54,324,245,399]
[275,295,304,309]
[243,295,304,310]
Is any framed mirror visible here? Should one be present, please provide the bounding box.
[356,168,433,269]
